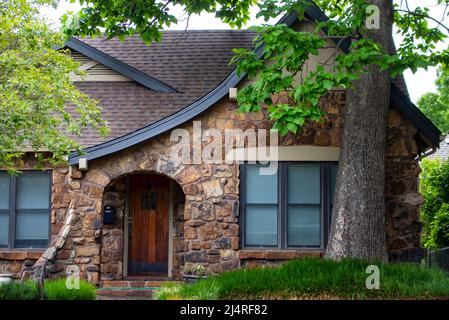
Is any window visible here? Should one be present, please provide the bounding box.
[241,162,337,249]
[0,171,51,249]
[244,165,278,246]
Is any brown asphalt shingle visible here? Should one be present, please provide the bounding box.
[73,30,411,148]
[74,30,257,147]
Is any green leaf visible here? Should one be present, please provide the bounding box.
[322,79,334,90]
[287,122,297,133]
[293,117,305,126]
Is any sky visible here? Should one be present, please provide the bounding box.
[40,1,447,103]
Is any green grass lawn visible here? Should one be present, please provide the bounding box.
[44,278,96,300]
[155,258,449,300]
[0,278,96,300]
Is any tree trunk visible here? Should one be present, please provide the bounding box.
[325,0,393,261]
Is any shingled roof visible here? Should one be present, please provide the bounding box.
[71,30,256,146]
[70,31,415,148]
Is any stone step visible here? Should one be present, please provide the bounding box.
[97,279,182,300]
[96,287,156,300]
[100,280,181,288]
[97,295,153,300]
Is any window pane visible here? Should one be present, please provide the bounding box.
[17,173,50,209]
[246,165,277,204]
[245,204,277,246]
[0,174,10,209]
[0,211,8,247]
[288,204,320,246]
[288,164,320,204]
[15,211,49,248]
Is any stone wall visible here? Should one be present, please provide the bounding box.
[100,177,125,280]
[0,90,426,281]
[385,110,424,262]
[172,183,186,277]
[46,167,72,277]
[61,159,240,282]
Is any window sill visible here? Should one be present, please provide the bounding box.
[239,249,323,260]
[0,250,44,261]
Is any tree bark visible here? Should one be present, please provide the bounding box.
[325,0,393,261]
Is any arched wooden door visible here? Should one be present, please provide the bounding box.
[128,174,169,276]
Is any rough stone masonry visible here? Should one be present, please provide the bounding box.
[0,91,424,283]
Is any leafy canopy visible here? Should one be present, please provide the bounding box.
[62,0,257,42]
[418,69,449,134]
[0,0,108,169]
[63,0,449,137]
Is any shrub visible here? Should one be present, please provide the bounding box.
[0,281,40,300]
[428,204,449,249]
[420,158,449,249]
[44,278,96,300]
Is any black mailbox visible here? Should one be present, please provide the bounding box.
[103,206,115,225]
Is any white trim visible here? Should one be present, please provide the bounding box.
[79,61,99,71]
[78,158,88,171]
[226,145,340,162]
[229,87,237,101]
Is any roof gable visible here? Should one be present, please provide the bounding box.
[65,38,178,93]
[69,50,132,82]
[77,30,258,95]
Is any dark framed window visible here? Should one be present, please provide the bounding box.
[0,171,51,249]
[240,162,337,249]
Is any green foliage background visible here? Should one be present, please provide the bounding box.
[0,0,108,169]
[418,69,449,134]
[420,158,449,249]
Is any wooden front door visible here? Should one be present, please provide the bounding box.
[128,174,169,276]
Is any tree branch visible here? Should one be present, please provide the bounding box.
[395,9,449,34]
[140,0,173,36]
[321,35,356,67]
[0,38,19,55]
[175,13,191,43]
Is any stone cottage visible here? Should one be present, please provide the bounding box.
[0,7,442,286]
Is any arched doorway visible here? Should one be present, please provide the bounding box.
[101,171,185,280]
[127,173,170,276]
